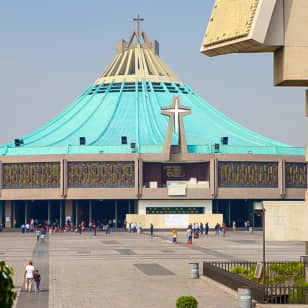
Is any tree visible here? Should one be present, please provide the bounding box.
[0,261,16,308]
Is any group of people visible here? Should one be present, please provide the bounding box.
[24,261,41,293]
[127,222,142,233]
[185,222,210,244]
[214,222,227,236]
[20,218,41,233]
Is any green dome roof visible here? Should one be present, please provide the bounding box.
[0,28,304,156]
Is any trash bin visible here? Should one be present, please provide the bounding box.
[238,287,252,308]
[188,263,199,279]
[249,227,253,232]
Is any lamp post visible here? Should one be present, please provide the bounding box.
[253,201,266,284]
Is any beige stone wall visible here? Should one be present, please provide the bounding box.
[263,201,308,241]
[125,214,223,229]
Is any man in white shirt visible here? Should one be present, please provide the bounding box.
[24,260,35,292]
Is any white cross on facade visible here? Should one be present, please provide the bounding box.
[168,98,188,134]
[161,96,191,135]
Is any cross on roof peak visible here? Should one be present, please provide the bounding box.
[133,13,144,44]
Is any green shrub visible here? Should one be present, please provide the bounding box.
[230,266,248,276]
[176,296,198,308]
[0,261,16,308]
[289,278,308,304]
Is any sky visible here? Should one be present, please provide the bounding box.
[0,0,306,147]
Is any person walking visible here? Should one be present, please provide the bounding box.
[232,221,236,232]
[200,222,204,235]
[33,270,41,293]
[138,223,142,234]
[24,261,35,293]
[93,224,97,237]
[187,226,192,245]
[172,228,177,243]
[205,222,209,236]
[105,223,110,235]
[35,229,40,242]
[150,223,154,236]
[222,223,227,237]
[215,223,220,236]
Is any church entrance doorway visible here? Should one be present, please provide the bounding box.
[28,200,48,225]
[92,200,133,227]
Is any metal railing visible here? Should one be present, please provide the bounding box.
[265,285,308,304]
[203,260,307,304]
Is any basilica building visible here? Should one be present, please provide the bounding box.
[0,17,306,228]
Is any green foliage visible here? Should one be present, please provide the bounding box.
[267,262,304,285]
[176,296,198,308]
[230,262,308,304]
[0,261,16,308]
[230,262,305,286]
[230,265,257,282]
[289,278,308,304]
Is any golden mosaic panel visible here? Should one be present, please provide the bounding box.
[68,161,135,188]
[285,163,307,188]
[218,161,278,187]
[202,0,259,47]
[2,162,60,189]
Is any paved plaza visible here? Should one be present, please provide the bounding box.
[0,230,305,308]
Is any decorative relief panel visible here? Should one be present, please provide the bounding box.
[202,0,259,47]
[218,161,278,187]
[2,162,60,189]
[68,161,135,188]
[285,162,307,188]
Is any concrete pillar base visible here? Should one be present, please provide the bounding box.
[5,200,12,228]
[65,200,73,224]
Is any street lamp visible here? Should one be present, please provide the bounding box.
[253,201,266,284]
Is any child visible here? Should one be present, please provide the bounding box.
[33,270,41,293]
[172,228,177,243]
[36,229,40,242]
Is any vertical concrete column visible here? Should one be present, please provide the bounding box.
[12,201,16,228]
[0,201,3,226]
[59,200,63,227]
[114,200,118,228]
[5,200,12,228]
[227,200,231,226]
[25,201,28,224]
[65,200,73,224]
[75,200,79,226]
[210,158,215,197]
[48,201,51,225]
[279,159,286,198]
[89,200,92,224]
[138,159,143,198]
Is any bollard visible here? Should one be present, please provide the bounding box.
[188,263,199,279]
[238,287,252,308]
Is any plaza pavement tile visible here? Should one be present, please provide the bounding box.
[1,230,305,308]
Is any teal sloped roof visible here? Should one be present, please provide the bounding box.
[0,79,304,156]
